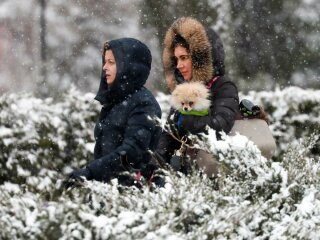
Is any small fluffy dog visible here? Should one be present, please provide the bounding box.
[171,82,211,113]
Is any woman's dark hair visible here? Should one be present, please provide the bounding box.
[103,42,111,52]
[172,34,189,50]
[102,42,112,65]
[172,35,190,84]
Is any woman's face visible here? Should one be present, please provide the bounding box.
[103,50,117,86]
[174,45,192,81]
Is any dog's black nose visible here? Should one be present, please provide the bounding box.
[184,107,188,111]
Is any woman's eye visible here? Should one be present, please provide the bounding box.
[181,55,189,61]
[105,59,115,64]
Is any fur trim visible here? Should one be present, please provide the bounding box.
[163,17,213,91]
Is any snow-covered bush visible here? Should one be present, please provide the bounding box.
[243,86,320,159]
[159,86,320,160]
[0,86,319,239]
[1,131,319,239]
[0,87,100,191]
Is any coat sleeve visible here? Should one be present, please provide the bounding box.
[87,103,161,182]
[155,130,181,164]
[153,108,182,164]
[180,79,239,135]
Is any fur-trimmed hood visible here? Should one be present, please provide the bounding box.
[163,17,225,91]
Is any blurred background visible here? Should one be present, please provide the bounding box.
[0,0,319,98]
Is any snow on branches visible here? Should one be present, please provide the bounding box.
[0,86,319,239]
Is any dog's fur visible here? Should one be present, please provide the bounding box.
[171,82,211,112]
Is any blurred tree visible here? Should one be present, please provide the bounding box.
[139,0,220,91]
[0,1,39,93]
[139,0,319,91]
[140,0,218,46]
[229,0,320,90]
[44,0,142,97]
[0,0,143,97]
[37,0,48,97]
[1,0,319,95]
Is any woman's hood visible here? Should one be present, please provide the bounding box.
[95,38,152,105]
[163,17,225,91]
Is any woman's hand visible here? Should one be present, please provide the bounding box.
[179,114,212,135]
[64,168,92,189]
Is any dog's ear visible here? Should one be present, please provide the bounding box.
[192,89,200,97]
[172,91,179,97]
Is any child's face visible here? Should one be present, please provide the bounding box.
[103,50,117,86]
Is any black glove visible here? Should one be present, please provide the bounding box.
[170,154,182,171]
[64,168,92,190]
[153,151,170,168]
[141,163,158,181]
[141,163,166,188]
[169,114,190,136]
[180,115,203,135]
[165,109,180,133]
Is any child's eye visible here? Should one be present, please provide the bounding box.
[189,101,194,106]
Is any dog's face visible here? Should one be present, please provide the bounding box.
[171,82,211,112]
[180,99,195,112]
[172,90,200,112]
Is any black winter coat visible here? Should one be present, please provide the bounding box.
[87,38,161,182]
[157,76,238,162]
[156,17,239,163]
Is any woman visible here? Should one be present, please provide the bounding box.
[155,17,239,174]
[65,38,162,186]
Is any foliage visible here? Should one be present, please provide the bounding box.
[230,0,320,89]
[242,86,320,159]
[1,0,319,94]
[139,0,219,46]
[0,0,144,95]
[0,87,99,189]
[0,86,320,239]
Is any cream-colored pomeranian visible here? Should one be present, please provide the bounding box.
[171,82,211,114]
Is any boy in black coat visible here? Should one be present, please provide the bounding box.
[66,38,162,185]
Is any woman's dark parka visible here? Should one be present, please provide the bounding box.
[156,17,239,162]
[69,38,162,182]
